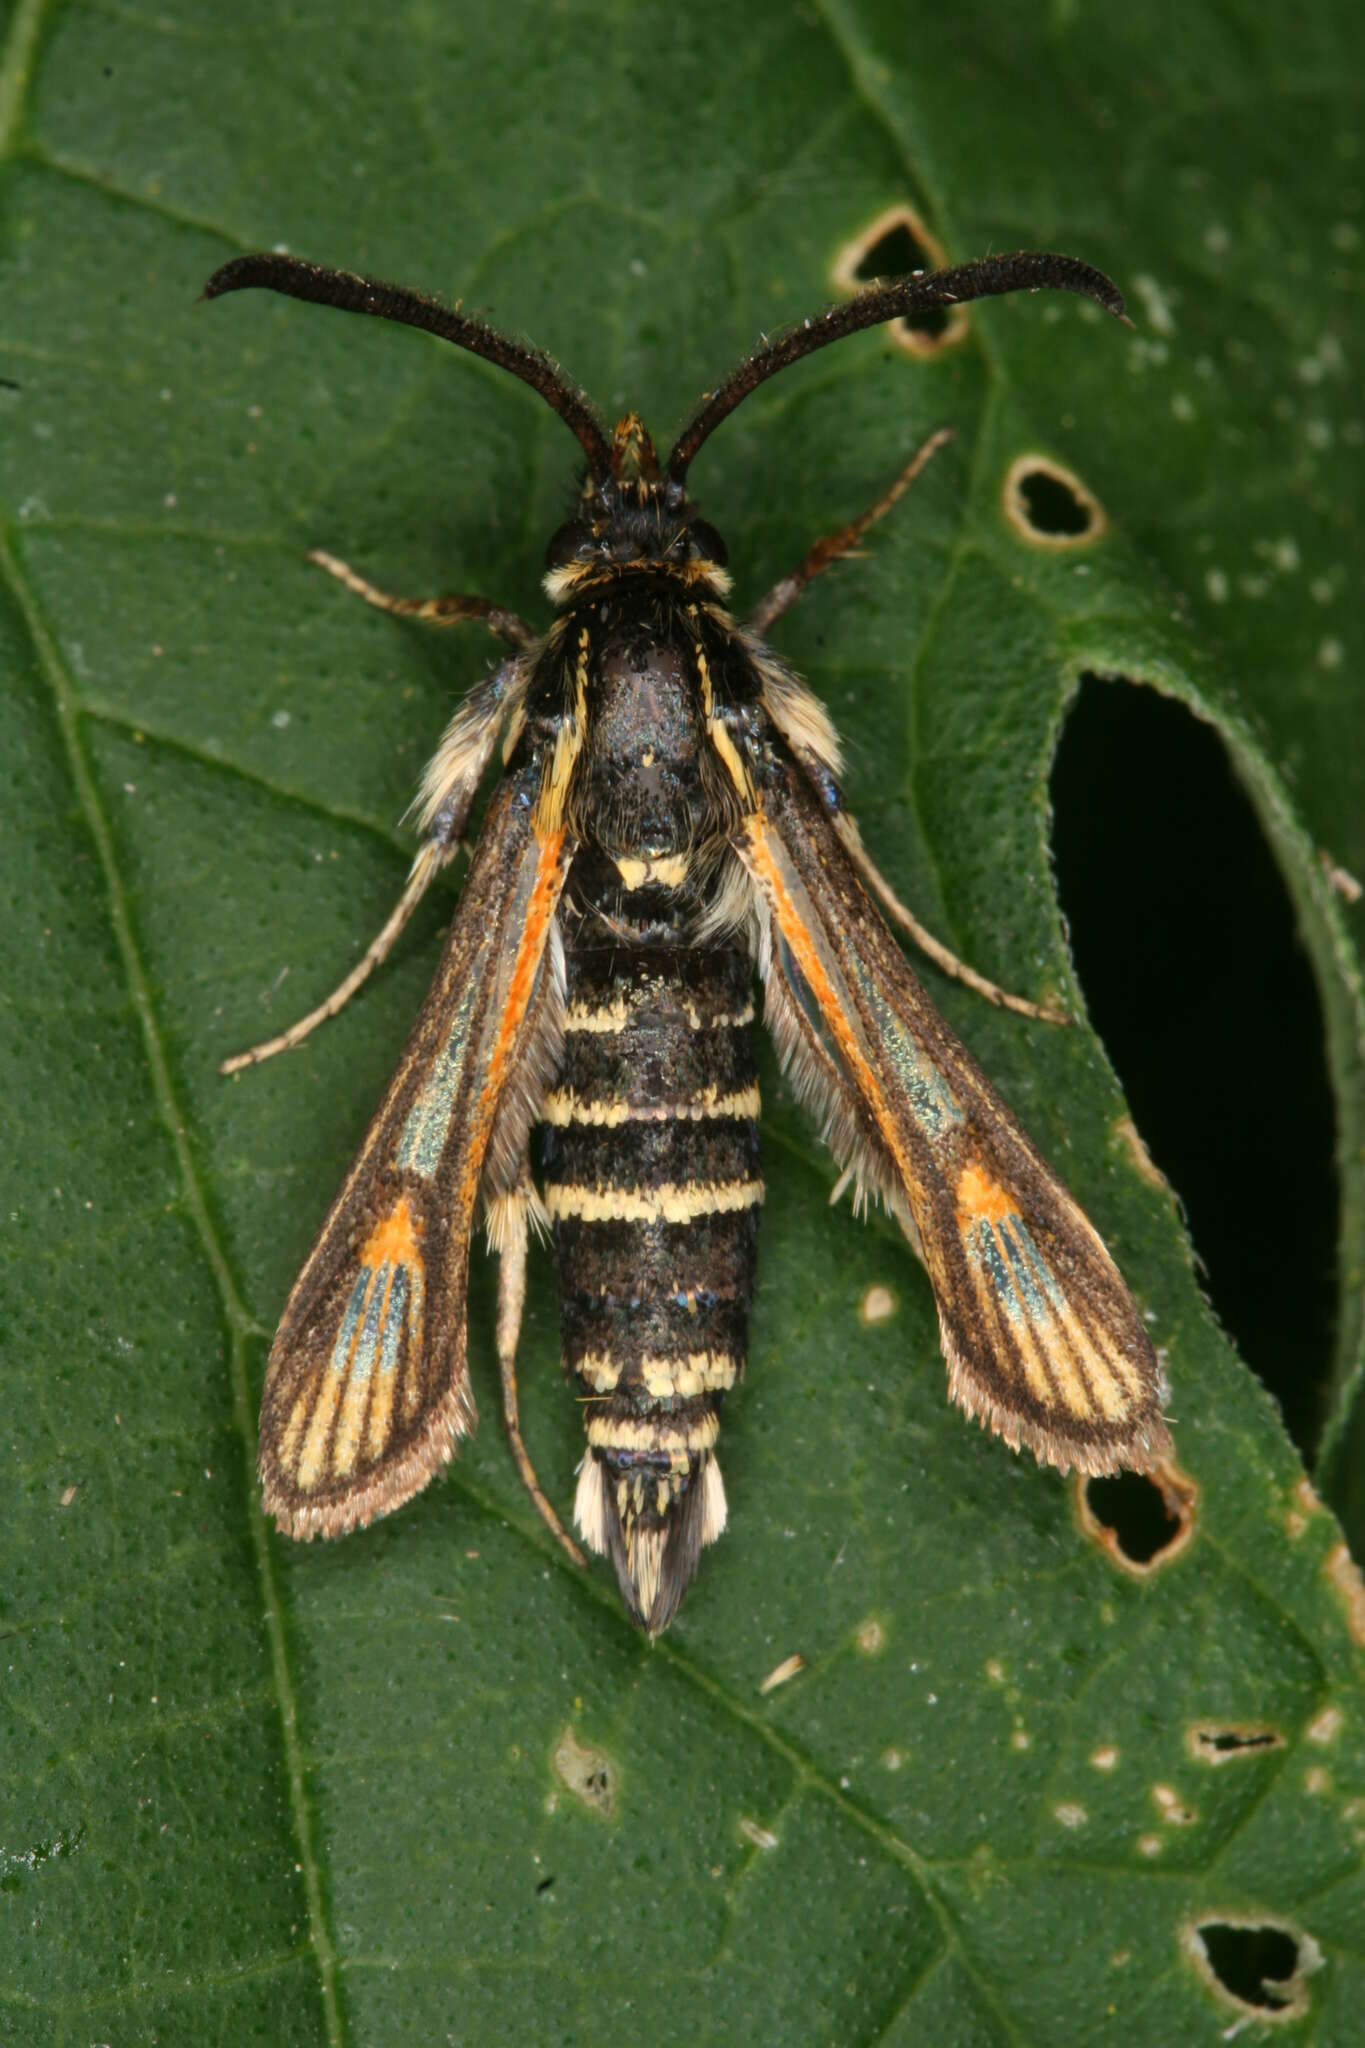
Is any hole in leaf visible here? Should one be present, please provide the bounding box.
[1201,1923,1298,2007]
[1087,1473,1176,1562]
[536,1874,555,1894]
[1003,454,1105,546]
[1188,1724,1285,1765]
[1188,1917,1320,2020]
[1079,1462,1196,1575]
[831,206,968,356]
[1052,678,1339,1457]
[1019,468,1091,536]
[1083,1472,1181,1564]
[853,222,948,340]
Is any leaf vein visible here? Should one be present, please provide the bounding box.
[0,530,348,2048]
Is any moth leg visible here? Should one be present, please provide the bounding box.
[489,1182,585,1568]
[308,548,534,649]
[222,648,523,1075]
[835,812,1069,1026]
[747,427,954,634]
[221,836,457,1073]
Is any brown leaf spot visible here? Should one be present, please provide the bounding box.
[1187,1723,1285,1766]
[1324,1543,1365,1645]
[551,1727,617,1819]
[1112,1114,1168,1191]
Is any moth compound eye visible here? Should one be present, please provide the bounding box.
[688,518,728,566]
[545,520,588,569]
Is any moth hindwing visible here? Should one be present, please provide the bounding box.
[209,244,1169,1633]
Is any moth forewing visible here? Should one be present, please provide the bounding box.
[257,765,574,1538]
[740,743,1171,1479]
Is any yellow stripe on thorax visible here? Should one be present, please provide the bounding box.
[535,625,590,836]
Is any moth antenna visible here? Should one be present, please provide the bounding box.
[202,252,613,477]
[667,251,1127,479]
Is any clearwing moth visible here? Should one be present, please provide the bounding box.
[207,247,1171,1635]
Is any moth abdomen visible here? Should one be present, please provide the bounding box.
[544,937,760,1632]
[578,1394,729,1635]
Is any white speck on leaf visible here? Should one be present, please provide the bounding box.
[1132,273,1175,335]
[1306,1706,1344,1745]
[859,1284,896,1325]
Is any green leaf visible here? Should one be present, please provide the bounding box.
[4,2,1362,2043]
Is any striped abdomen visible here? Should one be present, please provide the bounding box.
[541,941,760,1632]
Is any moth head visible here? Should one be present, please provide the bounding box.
[541,431,731,600]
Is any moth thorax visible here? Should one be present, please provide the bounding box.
[585,636,711,864]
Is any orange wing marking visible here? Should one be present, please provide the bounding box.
[955,1162,1016,1227]
[360,1195,424,1271]
[458,827,568,1214]
[290,1195,429,1491]
[744,814,925,1220]
[954,1166,1139,1424]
